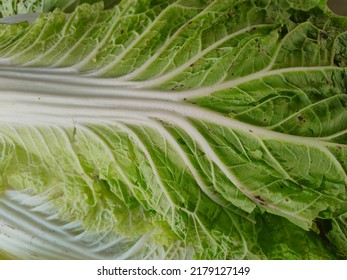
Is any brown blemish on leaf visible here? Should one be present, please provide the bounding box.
[255,195,266,205]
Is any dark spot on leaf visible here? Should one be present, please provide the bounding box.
[315,219,332,243]
[334,54,342,67]
[289,10,310,23]
[228,11,235,19]
[320,31,328,39]
[255,195,266,205]
[297,115,306,123]
[5,224,15,230]
[278,25,288,39]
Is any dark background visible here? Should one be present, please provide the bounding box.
[328,0,347,16]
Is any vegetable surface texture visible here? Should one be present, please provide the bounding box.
[0,0,346,259]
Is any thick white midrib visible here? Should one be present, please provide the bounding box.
[0,63,78,72]
[0,224,78,259]
[0,69,142,87]
[1,191,68,236]
[88,2,180,77]
[2,89,347,184]
[0,90,345,149]
[1,65,342,101]
[0,198,100,259]
[121,23,271,82]
[5,95,347,187]
[0,75,178,100]
[1,99,345,221]
[0,216,93,260]
[1,189,151,259]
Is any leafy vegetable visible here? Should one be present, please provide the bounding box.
[0,0,119,17]
[0,0,346,259]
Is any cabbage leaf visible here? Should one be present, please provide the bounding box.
[0,0,346,259]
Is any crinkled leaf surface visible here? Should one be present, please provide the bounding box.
[0,0,120,17]
[0,0,346,259]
